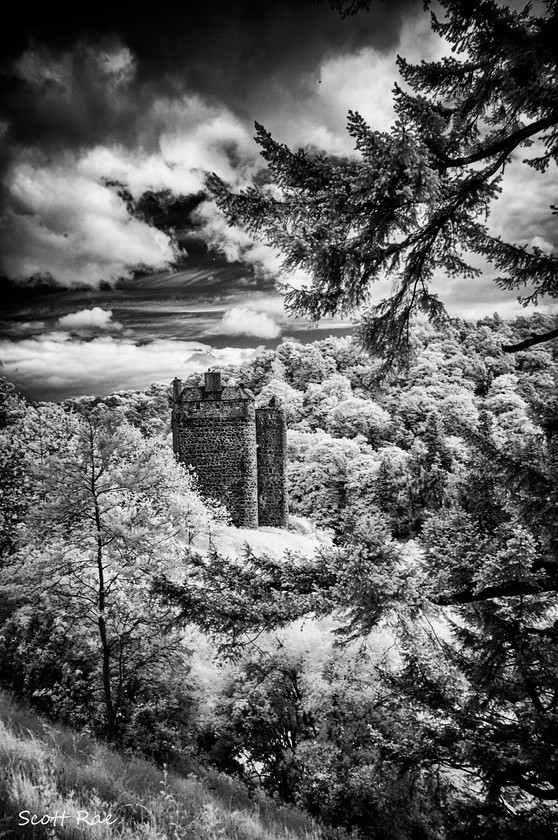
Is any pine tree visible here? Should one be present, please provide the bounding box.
[208,0,558,364]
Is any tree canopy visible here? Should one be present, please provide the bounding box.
[208,0,558,365]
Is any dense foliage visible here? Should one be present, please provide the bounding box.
[165,315,558,836]
[0,389,228,757]
[2,312,558,838]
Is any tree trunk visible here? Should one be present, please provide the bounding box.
[89,425,116,739]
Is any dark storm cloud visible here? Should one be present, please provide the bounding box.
[0,0,417,153]
[0,40,150,152]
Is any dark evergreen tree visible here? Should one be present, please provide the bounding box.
[415,411,453,512]
[208,0,558,364]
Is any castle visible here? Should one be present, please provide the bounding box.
[172,370,288,528]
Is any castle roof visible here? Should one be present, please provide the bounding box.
[179,383,255,402]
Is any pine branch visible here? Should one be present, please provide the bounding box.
[502,326,558,352]
[435,115,558,168]
[436,576,558,606]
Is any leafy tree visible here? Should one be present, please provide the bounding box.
[0,379,28,567]
[255,378,304,425]
[210,651,313,802]
[329,394,390,443]
[276,341,337,390]
[72,383,172,438]
[208,0,558,362]
[302,374,353,430]
[0,402,224,743]
[344,453,383,524]
[484,373,537,439]
[199,623,443,840]
[391,482,558,817]
[287,429,373,533]
[0,609,98,729]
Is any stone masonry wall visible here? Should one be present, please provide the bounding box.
[255,407,288,527]
[172,373,288,529]
[172,383,258,528]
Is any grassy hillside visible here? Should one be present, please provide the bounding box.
[0,691,321,840]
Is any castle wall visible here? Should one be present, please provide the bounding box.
[172,381,258,528]
[172,373,288,529]
[256,407,288,527]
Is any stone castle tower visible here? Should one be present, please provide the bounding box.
[172,370,288,528]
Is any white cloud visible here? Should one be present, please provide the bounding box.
[0,335,257,400]
[2,42,264,289]
[79,94,259,199]
[277,9,448,151]
[314,50,397,144]
[3,24,554,330]
[58,307,123,330]
[240,295,287,317]
[489,150,558,251]
[0,26,444,291]
[1,160,177,286]
[531,236,555,253]
[193,198,285,278]
[217,306,281,339]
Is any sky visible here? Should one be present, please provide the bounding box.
[1,0,556,402]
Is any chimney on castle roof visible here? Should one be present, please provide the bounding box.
[204,370,222,392]
[172,378,182,401]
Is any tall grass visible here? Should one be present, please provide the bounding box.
[0,691,321,840]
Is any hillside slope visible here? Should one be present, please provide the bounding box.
[0,691,321,840]
[202,520,332,561]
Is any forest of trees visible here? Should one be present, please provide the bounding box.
[2,313,558,839]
